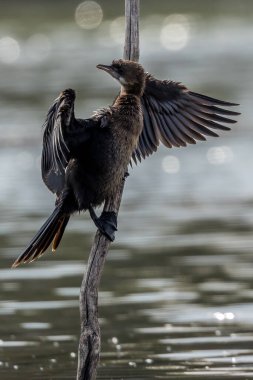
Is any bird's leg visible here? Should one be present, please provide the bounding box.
[89,207,117,242]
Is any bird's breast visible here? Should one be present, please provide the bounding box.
[73,96,143,205]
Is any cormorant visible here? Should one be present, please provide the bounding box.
[12,59,239,267]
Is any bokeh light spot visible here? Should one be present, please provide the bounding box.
[111,337,118,344]
[0,37,20,64]
[207,146,234,165]
[75,1,103,30]
[214,311,235,321]
[214,312,225,321]
[110,16,125,45]
[162,155,180,174]
[224,312,235,320]
[160,14,190,51]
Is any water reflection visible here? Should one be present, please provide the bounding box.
[21,322,51,329]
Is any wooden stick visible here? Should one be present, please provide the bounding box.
[124,0,140,61]
[76,1,140,379]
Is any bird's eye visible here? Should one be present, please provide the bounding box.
[113,64,123,74]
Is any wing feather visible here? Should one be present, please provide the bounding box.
[41,90,75,194]
[41,90,109,194]
[133,74,240,163]
[142,98,160,146]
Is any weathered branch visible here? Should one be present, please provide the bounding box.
[76,1,140,379]
[124,0,140,61]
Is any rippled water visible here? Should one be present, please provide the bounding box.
[1,1,253,379]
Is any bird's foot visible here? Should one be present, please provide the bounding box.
[95,211,118,241]
[89,207,117,241]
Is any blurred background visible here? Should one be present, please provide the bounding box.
[0,0,253,379]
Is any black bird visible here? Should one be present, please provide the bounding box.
[12,59,239,267]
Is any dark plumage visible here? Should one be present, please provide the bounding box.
[12,59,239,267]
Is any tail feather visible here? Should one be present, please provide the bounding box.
[27,216,62,263]
[20,209,61,264]
[12,208,69,268]
[52,216,70,251]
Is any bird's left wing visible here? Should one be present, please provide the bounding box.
[132,74,240,164]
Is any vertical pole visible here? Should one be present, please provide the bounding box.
[76,1,140,379]
[124,0,140,61]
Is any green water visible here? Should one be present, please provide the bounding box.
[1,1,253,379]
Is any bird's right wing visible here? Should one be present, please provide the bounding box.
[41,89,76,194]
[42,89,113,195]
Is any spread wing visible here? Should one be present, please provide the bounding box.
[42,89,76,194]
[42,89,113,195]
[132,74,240,163]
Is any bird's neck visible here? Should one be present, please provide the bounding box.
[120,86,128,96]
[120,82,145,97]
[114,90,141,109]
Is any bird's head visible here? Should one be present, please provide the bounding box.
[97,59,145,96]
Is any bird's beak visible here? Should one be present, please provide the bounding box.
[96,64,111,73]
[96,64,119,80]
